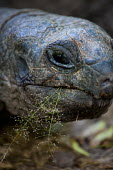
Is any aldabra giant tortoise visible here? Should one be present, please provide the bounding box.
[0,8,113,122]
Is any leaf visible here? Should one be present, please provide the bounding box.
[71,138,90,157]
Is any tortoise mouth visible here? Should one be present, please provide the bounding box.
[25,83,100,98]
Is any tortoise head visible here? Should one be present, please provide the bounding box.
[1,12,113,121]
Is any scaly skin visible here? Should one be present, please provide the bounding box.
[0,8,113,121]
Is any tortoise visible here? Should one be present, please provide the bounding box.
[0,8,113,122]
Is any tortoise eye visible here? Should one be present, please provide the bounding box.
[52,51,70,65]
[47,49,75,69]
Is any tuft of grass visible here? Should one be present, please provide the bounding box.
[0,87,63,162]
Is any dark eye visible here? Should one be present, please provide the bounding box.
[47,50,75,69]
[53,51,70,64]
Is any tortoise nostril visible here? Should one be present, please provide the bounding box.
[103,78,110,82]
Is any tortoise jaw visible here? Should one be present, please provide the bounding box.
[25,84,112,121]
[59,98,112,122]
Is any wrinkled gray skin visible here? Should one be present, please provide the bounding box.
[0,8,113,122]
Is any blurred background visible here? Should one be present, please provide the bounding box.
[0,0,113,37]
